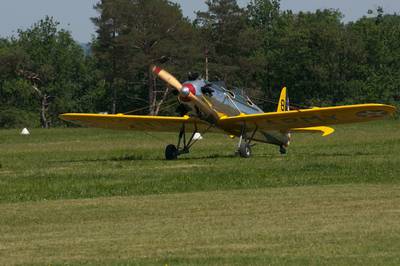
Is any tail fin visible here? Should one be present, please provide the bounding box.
[277,87,289,112]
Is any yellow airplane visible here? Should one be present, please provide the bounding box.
[60,66,396,160]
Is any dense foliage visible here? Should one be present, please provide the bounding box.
[0,0,399,128]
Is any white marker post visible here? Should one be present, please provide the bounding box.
[20,128,30,135]
[193,133,203,140]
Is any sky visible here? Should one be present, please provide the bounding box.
[0,0,399,43]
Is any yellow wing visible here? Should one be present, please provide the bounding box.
[60,113,214,133]
[218,104,396,133]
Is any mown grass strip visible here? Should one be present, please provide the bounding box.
[0,184,399,265]
[0,120,399,203]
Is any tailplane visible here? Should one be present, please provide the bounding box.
[277,87,289,112]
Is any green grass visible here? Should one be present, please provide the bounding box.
[0,120,399,203]
[1,185,400,265]
[0,120,399,265]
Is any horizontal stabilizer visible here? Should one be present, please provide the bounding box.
[291,126,335,137]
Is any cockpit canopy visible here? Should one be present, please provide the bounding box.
[201,81,263,115]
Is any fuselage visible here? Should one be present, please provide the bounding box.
[179,79,290,147]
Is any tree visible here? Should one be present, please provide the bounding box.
[16,16,91,127]
[0,40,40,128]
[248,6,357,107]
[195,0,260,88]
[92,0,200,115]
[348,10,400,104]
[246,0,281,107]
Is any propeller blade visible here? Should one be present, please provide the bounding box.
[152,66,183,91]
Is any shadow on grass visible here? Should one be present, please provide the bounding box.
[306,151,375,157]
[51,150,373,164]
[52,153,240,163]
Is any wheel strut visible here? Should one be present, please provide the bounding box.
[237,125,257,158]
[165,123,209,160]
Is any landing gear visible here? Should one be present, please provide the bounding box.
[236,125,258,158]
[239,142,252,158]
[165,144,178,160]
[165,123,210,160]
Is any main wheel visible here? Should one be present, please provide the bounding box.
[279,145,287,155]
[239,142,252,158]
[165,144,178,160]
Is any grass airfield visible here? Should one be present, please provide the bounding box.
[0,120,399,265]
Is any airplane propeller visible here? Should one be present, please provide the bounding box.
[151,66,194,99]
[152,66,219,122]
[152,66,182,91]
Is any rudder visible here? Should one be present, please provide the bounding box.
[277,87,289,112]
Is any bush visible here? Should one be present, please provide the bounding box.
[0,107,40,129]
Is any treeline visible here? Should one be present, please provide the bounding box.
[0,0,399,128]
